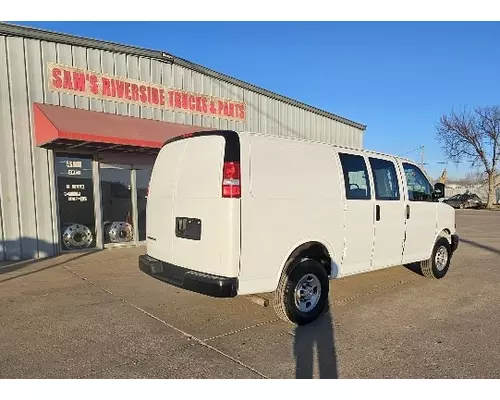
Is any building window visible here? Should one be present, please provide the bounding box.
[55,154,97,251]
[339,153,371,200]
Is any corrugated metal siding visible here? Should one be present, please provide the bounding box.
[0,36,54,260]
[0,35,364,261]
[25,39,56,259]
[0,36,19,261]
[0,162,4,261]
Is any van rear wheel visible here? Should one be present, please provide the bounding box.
[420,237,452,279]
[273,258,329,325]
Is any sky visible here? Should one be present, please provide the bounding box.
[12,21,500,179]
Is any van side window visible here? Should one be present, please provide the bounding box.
[339,153,371,200]
[402,163,433,201]
[368,158,400,201]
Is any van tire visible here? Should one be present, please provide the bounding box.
[273,258,329,326]
[420,237,452,279]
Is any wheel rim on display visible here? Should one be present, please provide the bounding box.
[294,273,321,313]
[108,221,133,243]
[62,224,93,250]
[435,245,448,271]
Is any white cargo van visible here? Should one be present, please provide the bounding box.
[139,130,459,325]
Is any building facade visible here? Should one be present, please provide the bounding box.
[0,23,366,261]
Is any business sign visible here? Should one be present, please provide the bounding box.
[47,62,246,122]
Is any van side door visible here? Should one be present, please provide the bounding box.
[400,161,438,263]
[367,156,406,269]
[337,151,375,275]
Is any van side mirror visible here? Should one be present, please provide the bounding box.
[433,182,445,199]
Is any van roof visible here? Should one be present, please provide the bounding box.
[237,130,418,165]
[163,129,430,181]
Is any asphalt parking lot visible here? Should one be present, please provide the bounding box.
[1,209,499,379]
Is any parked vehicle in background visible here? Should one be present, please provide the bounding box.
[139,130,459,326]
[443,192,484,209]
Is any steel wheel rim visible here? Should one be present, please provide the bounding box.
[294,273,321,313]
[435,245,448,271]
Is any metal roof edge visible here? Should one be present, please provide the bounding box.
[0,22,367,131]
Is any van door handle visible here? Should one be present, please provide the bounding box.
[406,205,410,219]
[376,205,381,221]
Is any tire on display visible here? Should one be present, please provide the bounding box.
[420,237,452,279]
[273,258,330,326]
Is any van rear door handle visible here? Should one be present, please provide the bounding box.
[376,204,381,221]
[406,205,410,219]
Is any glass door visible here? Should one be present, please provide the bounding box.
[55,154,97,251]
[100,163,135,246]
[135,167,152,242]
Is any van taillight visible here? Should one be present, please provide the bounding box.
[222,161,241,198]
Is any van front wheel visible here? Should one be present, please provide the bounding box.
[273,258,329,325]
[420,237,452,279]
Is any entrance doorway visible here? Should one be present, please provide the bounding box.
[136,168,152,242]
[54,153,153,252]
[55,154,97,251]
[99,163,153,248]
[100,163,134,246]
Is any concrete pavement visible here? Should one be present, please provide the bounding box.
[1,209,499,378]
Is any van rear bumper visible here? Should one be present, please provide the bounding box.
[138,254,238,298]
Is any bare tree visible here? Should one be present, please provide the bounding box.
[436,106,500,208]
[459,171,487,186]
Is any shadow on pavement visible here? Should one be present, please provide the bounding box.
[402,234,500,275]
[403,262,424,276]
[294,305,338,379]
[460,237,500,256]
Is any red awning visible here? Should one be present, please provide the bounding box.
[33,103,212,154]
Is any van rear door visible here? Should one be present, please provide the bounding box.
[146,131,241,279]
[146,138,186,264]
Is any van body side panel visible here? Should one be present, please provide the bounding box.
[238,133,344,295]
[435,202,456,242]
[146,140,186,264]
[402,202,438,263]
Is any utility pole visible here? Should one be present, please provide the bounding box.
[419,145,425,169]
